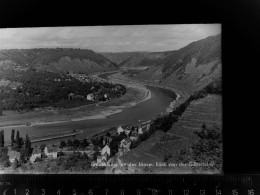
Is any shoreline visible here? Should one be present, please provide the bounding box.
[0,72,152,129]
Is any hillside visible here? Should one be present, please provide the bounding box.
[119,52,168,68]
[100,52,140,65]
[121,94,222,173]
[0,48,118,74]
[121,34,221,94]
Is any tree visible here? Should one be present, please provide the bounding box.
[98,136,104,147]
[13,158,19,170]
[191,125,222,172]
[60,140,67,148]
[80,139,88,148]
[0,130,4,147]
[25,134,31,149]
[0,147,10,167]
[0,100,3,116]
[40,144,46,152]
[20,148,30,164]
[105,132,111,137]
[11,129,15,147]
[130,140,140,149]
[67,140,73,147]
[72,139,80,148]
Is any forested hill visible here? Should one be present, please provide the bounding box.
[0,48,118,74]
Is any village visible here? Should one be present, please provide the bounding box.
[0,119,152,173]
[67,73,126,102]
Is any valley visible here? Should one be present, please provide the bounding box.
[0,32,222,174]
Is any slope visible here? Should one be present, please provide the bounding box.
[122,34,221,94]
[0,48,118,75]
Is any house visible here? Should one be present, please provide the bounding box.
[117,126,124,134]
[124,128,131,136]
[101,145,110,156]
[29,147,42,163]
[87,93,94,101]
[44,146,59,158]
[98,160,107,166]
[68,93,74,100]
[103,136,112,145]
[138,127,143,135]
[141,120,151,127]
[117,148,124,157]
[130,135,138,141]
[97,156,102,164]
[8,150,21,163]
[120,138,131,152]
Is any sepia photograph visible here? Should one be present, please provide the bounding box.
[0,24,222,174]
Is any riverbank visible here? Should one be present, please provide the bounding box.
[0,72,151,129]
[113,72,182,112]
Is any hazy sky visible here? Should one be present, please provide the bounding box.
[0,24,221,52]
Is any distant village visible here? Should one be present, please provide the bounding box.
[0,119,152,173]
[67,73,125,102]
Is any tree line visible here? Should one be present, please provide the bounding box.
[0,69,126,111]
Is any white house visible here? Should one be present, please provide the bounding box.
[29,147,42,163]
[8,150,20,163]
[125,129,131,136]
[87,93,94,101]
[68,93,74,100]
[101,145,110,156]
[44,146,59,158]
[138,127,143,135]
[130,135,138,141]
[117,126,124,134]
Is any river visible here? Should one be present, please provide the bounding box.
[1,72,176,146]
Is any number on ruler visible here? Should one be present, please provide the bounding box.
[232,189,238,195]
[25,189,29,195]
[41,189,46,195]
[88,189,93,195]
[184,189,189,195]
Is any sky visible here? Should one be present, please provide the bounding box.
[0,24,221,52]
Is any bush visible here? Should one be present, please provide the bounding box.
[163,154,173,162]
[0,147,9,164]
[192,125,222,172]
[13,158,19,169]
[3,159,11,167]
[130,140,140,149]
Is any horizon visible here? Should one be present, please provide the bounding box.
[0,25,221,52]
